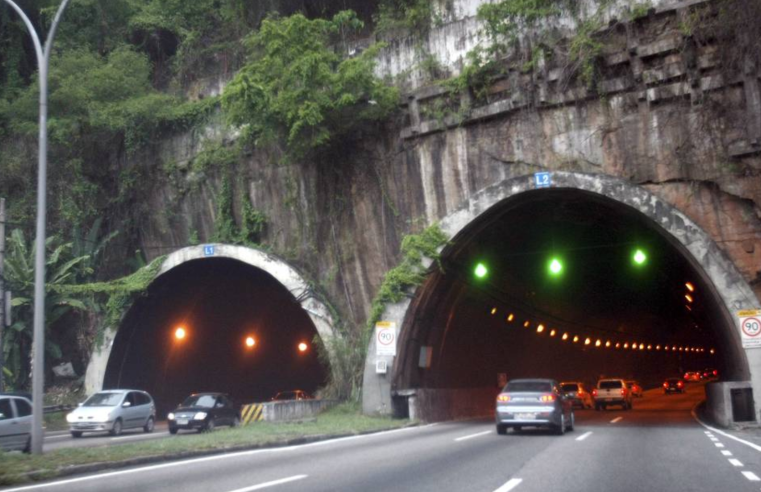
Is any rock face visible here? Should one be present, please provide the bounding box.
[136,0,761,338]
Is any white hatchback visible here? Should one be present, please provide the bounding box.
[0,394,32,453]
[67,389,156,437]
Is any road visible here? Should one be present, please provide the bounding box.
[10,382,761,492]
[42,422,172,451]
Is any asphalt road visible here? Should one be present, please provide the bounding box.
[11,382,761,492]
[42,422,172,451]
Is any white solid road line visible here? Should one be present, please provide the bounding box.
[112,432,169,441]
[43,435,71,440]
[610,417,623,423]
[728,459,743,467]
[741,471,760,481]
[225,475,308,492]
[455,430,492,442]
[0,425,429,491]
[721,450,732,456]
[575,431,593,441]
[493,478,523,492]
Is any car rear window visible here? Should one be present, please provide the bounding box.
[599,381,623,389]
[506,382,552,392]
[561,384,579,392]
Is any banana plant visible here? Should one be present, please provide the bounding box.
[2,229,89,389]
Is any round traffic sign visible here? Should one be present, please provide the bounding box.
[377,329,395,346]
[742,317,761,337]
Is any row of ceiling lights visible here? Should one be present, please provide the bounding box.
[489,306,716,355]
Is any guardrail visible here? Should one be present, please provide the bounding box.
[240,399,337,424]
[43,404,75,414]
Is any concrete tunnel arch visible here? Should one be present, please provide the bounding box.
[362,171,760,420]
[85,244,337,396]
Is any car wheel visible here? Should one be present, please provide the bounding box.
[602,404,607,411]
[568,412,575,432]
[23,436,31,454]
[110,419,123,436]
[497,424,507,435]
[71,431,83,438]
[594,404,600,411]
[232,416,241,428]
[169,427,178,435]
[205,418,216,433]
[144,416,155,433]
[555,415,566,435]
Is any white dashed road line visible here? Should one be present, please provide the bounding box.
[728,459,744,467]
[610,417,623,423]
[455,430,492,442]
[225,475,308,492]
[493,478,523,492]
[741,471,760,482]
[715,443,725,448]
[575,431,593,441]
[693,408,761,453]
[721,450,732,456]
[709,437,719,442]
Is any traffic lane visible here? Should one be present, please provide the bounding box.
[5,420,565,492]
[43,422,171,451]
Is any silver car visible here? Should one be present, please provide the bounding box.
[496,378,574,435]
[67,389,156,437]
[0,394,32,452]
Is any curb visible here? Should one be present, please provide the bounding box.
[4,423,419,486]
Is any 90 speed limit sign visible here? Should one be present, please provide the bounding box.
[739,310,761,348]
[375,321,397,356]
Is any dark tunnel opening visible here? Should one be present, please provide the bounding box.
[395,189,746,396]
[104,258,328,416]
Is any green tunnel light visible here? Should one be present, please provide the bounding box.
[474,262,488,279]
[548,258,563,276]
[633,249,647,266]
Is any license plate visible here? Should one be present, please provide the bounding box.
[516,413,536,420]
[177,419,189,425]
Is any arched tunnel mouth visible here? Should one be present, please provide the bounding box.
[104,257,328,416]
[394,188,747,400]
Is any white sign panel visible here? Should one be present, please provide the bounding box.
[375,359,388,374]
[375,321,397,356]
[739,309,761,348]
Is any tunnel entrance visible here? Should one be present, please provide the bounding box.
[363,173,758,421]
[102,256,329,416]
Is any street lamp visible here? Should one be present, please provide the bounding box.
[174,327,187,340]
[298,342,308,353]
[2,0,71,455]
[245,336,256,348]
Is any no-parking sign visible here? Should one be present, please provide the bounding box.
[375,321,397,356]
[739,309,761,348]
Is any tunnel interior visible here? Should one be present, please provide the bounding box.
[104,258,328,416]
[395,189,745,393]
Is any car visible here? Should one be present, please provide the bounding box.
[626,380,644,398]
[663,378,685,393]
[67,389,156,437]
[0,394,32,453]
[495,378,574,435]
[560,382,594,409]
[272,390,313,401]
[684,372,702,382]
[593,379,632,410]
[168,393,239,434]
[702,368,719,380]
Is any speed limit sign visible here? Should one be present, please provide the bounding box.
[375,321,397,356]
[739,310,761,348]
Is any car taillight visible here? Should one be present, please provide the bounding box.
[663,382,668,388]
[678,381,684,387]
[684,373,689,379]
[592,389,598,397]
[497,394,510,402]
[540,394,556,402]
[621,388,627,396]
[577,390,584,395]
[713,370,718,376]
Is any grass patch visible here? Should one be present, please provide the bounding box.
[0,403,410,485]
[43,412,69,432]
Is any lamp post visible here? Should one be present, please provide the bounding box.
[2,0,71,454]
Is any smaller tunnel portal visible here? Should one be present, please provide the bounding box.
[104,258,327,415]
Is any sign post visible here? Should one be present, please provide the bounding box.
[739,309,761,348]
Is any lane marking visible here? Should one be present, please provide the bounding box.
[575,431,593,441]
[610,417,623,423]
[43,435,71,440]
[493,478,523,492]
[0,424,430,491]
[721,450,733,456]
[741,471,760,481]
[226,475,307,492]
[709,437,719,442]
[455,430,492,442]
[692,407,761,453]
[112,432,169,441]
[728,459,744,467]
[715,443,725,448]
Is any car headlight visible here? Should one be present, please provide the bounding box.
[66,413,76,423]
[168,413,175,420]
[94,413,112,423]
[193,412,207,420]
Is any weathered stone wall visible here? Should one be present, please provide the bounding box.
[135,0,761,341]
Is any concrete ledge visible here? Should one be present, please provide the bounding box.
[705,381,757,428]
[406,388,498,423]
[262,400,337,422]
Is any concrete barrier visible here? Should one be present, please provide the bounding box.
[705,381,757,428]
[241,400,337,424]
[404,388,498,423]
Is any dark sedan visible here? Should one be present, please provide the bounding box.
[168,393,240,434]
[496,378,574,435]
[663,378,685,394]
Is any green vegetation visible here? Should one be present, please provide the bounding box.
[210,177,266,246]
[374,0,434,35]
[0,403,412,486]
[222,11,399,159]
